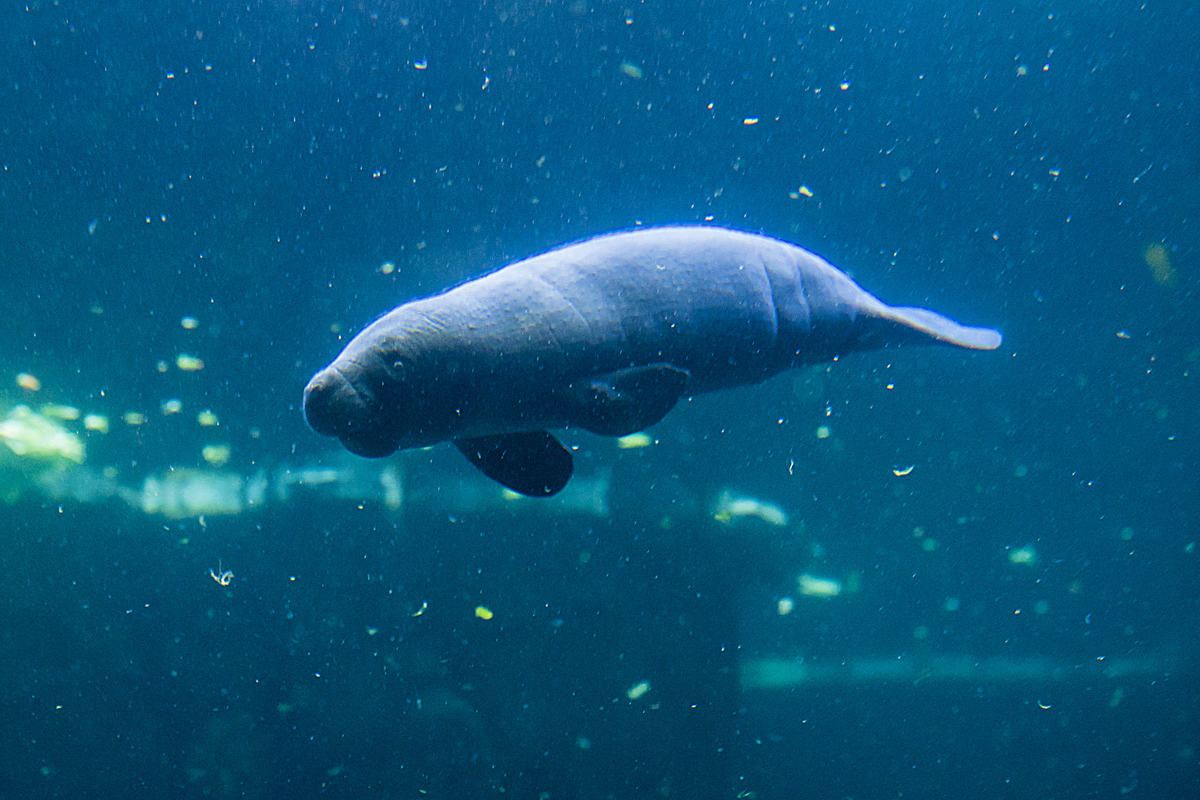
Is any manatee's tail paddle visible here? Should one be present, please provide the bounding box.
[856,298,1002,351]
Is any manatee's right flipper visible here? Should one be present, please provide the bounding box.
[858,302,1002,350]
[455,430,574,497]
[562,363,691,437]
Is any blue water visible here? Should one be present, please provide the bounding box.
[1,1,1196,798]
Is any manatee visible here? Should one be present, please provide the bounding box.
[304,226,1001,496]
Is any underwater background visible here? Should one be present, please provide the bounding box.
[1,1,1196,798]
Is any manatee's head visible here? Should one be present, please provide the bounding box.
[303,315,449,457]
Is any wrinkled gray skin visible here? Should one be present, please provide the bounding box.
[304,226,1001,489]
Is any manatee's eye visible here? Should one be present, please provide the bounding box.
[392,359,408,381]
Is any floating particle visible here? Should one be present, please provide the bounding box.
[839,80,851,90]
[626,681,651,700]
[413,58,428,69]
[176,354,205,371]
[180,316,199,329]
[1008,544,1037,565]
[41,404,80,421]
[202,443,231,467]
[797,185,814,197]
[944,597,961,612]
[617,432,653,449]
[156,360,170,373]
[83,414,110,434]
[161,399,183,415]
[381,466,402,510]
[815,425,830,439]
[619,61,643,79]
[1144,242,1178,288]
[16,373,41,391]
[898,167,914,182]
[0,405,86,463]
[1014,464,1029,477]
[713,491,788,526]
[798,573,842,598]
[123,412,147,426]
[892,465,914,476]
[743,117,759,125]
[209,561,233,585]
[474,606,494,620]
[379,261,396,275]
[1116,330,1131,339]
[197,409,219,427]
[777,597,795,615]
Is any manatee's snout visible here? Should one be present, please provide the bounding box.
[303,366,400,457]
[303,367,356,437]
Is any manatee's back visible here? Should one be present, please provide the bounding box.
[518,226,795,391]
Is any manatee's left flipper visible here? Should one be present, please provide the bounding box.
[454,430,574,497]
[563,363,691,437]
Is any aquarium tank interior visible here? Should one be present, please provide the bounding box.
[1,1,1196,798]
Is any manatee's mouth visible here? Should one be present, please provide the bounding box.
[303,367,401,458]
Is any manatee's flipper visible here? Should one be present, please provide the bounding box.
[455,430,573,497]
[563,364,691,437]
[857,302,1002,350]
